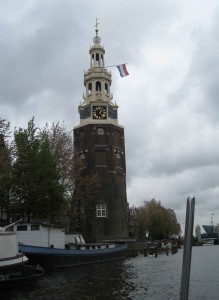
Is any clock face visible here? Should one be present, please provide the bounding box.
[93,106,107,119]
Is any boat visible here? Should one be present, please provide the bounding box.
[0,220,44,288]
[0,221,28,272]
[0,264,44,289]
[19,242,127,269]
[13,221,127,269]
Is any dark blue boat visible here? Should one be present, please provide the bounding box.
[19,243,127,269]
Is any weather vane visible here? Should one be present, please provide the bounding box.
[93,17,101,44]
[94,17,99,33]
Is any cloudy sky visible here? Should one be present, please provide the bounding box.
[1,0,219,232]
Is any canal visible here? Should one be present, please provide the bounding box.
[1,246,219,299]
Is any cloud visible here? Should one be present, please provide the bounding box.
[1,0,219,231]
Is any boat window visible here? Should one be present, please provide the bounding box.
[17,225,27,231]
[31,224,40,231]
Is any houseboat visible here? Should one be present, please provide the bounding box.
[12,222,127,269]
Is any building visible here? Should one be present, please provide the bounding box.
[73,24,129,242]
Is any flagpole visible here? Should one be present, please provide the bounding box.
[105,63,128,68]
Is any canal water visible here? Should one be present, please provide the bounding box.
[1,246,219,300]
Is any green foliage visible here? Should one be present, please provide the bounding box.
[39,122,75,203]
[10,118,65,222]
[133,198,181,241]
[0,118,12,220]
[1,117,100,227]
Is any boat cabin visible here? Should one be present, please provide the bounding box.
[9,222,65,249]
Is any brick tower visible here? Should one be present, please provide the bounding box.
[73,23,128,241]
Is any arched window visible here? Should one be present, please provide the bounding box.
[91,54,94,67]
[101,54,104,66]
[88,83,92,93]
[96,53,100,66]
[105,83,108,94]
[96,81,101,91]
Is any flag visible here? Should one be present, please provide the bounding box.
[116,64,129,77]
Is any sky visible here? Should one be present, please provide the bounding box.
[1,0,219,233]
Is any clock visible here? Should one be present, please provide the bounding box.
[93,106,107,119]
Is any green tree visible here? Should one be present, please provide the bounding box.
[10,118,65,222]
[39,122,100,232]
[39,122,75,205]
[0,118,12,221]
[133,199,181,240]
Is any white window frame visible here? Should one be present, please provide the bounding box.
[96,204,107,218]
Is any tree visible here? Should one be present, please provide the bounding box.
[10,118,65,222]
[133,199,181,240]
[0,118,12,222]
[39,122,75,204]
[39,122,100,231]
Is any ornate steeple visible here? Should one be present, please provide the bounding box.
[78,20,119,126]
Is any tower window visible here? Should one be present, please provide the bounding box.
[96,53,100,66]
[88,83,92,93]
[97,128,105,135]
[96,81,101,91]
[115,153,121,159]
[96,204,107,218]
[101,54,104,66]
[80,153,85,159]
[105,83,108,94]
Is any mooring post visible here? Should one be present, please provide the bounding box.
[143,248,148,257]
[154,246,157,258]
[166,245,169,255]
[180,196,195,300]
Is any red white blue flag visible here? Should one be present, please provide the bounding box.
[116,64,129,77]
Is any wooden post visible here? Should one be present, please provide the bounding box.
[143,248,148,257]
[166,245,169,255]
[154,246,157,257]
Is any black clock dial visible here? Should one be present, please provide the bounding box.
[93,106,107,119]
